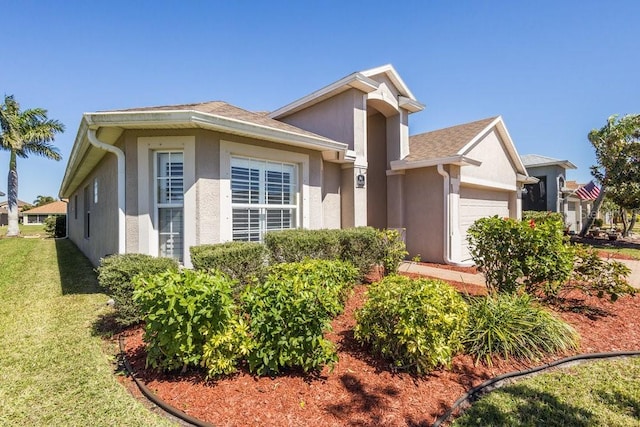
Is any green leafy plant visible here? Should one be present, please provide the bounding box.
[43,215,66,238]
[264,229,342,263]
[354,275,468,374]
[522,211,565,226]
[467,216,573,295]
[241,260,352,375]
[337,227,381,280]
[190,241,267,291]
[376,228,408,276]
[201,315,253,378]
[133,270,239,373]
[463,293,580,366]
[568,244,635,301]
[96,254,178,327]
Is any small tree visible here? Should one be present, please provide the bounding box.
[580,114,640,236]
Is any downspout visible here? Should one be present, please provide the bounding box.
[437,164,468,266]
[86,127,126,254]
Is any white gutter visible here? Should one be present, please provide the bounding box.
[86,128,126,254]
[437,164,472,267]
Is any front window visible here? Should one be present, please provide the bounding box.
[231,157,297,241]
[156,152,184,261]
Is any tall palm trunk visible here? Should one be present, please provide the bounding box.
[6,150,20,237]
[579,186,606,237]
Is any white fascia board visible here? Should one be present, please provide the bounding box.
[268,73,379,119]
[59,118,91,198]
[85,110,348,153]
[524,160,578,169]
[390,155,482,171]
[517,173,539,184]
[398,96,425,113]
[360,64,418,101]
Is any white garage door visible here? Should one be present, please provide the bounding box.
[459,187,510,262]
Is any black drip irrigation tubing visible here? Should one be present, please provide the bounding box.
[118,336,216,427]
[432,350,640,427]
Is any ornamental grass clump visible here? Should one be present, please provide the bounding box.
[463,293,580,366]
[354,275,468,374]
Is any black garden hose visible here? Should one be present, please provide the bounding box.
[118,336,216,427]
[432,350,640,427]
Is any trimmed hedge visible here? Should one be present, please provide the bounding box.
[190,241,267,289]
[264,229,342,263]
[96,254,179,327]
[43,215,66,238]
[354,275,469,374]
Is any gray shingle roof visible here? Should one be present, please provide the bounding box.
[406,117,497,161]
[521,154,577,169]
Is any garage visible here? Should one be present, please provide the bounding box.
[459,186,510,263]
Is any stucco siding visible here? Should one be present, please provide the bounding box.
[464,130,517,188]
[322,161,341,229]
[278,89,361,149]
[367,112,388,229]
[68,154,118,266]
[195,131,221,244]
[404,167,444,263]
[524,164,565,212]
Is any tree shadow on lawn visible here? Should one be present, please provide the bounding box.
[54,238,101,295]
[595,388,640,420]
[456,384,597,426]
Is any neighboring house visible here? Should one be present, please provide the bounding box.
[0,199,29,227]
[22,200,68,225]
[59,64,531,267]
[521,154,596,233]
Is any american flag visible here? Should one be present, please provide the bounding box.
[575,180,600,200]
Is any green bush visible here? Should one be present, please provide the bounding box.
[463,293,580,366]
[264,229,342,263]
[241,260,353,375]
[133,270,242,374]
[467,216,573,295]
[354,275,469,374]
[337,227,380,280]
[568,244,635,301]
[43,215,66,238]
[376,228,408,275]
[593,218,604,228]
[190,242,267,290]
[96,254,179,327]
[522,211,565,226]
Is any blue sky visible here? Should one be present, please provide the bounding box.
[1,0,638,204]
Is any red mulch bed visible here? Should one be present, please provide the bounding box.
[119,280,640,427]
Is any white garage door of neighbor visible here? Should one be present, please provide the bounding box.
[459,187,510,262]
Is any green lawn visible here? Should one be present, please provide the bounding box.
[453,357,640,426]
[0,236,173,426]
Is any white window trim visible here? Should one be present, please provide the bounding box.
[137,136,195,267]
[220,140,309,242]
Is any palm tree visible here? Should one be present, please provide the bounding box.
[0,95,64,236]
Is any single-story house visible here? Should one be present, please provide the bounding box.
[0,199,29,226]
[22,200,68,225]
[59,64,532,267]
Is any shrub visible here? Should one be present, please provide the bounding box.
[593,218,604,228]
[338,227,382,280]
[96,254,179,327]
[463,293,580,366]
[354,275,469,374]
[241,260,353,375]
[133,270,241,373]
[568,244,635,301]
[190,242,267,290]
[523,211,565,226]
[43,215,66,238]
[467,216,573,295]
[376,228,408,276]
[264,229,342,263]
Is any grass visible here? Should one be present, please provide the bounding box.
[453,357,640,426]
[0,236,173,426]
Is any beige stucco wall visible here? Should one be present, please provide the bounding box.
[67,153,119,266]
[463,130,517,188]
[404,166,445,263]
[367,112,388,229]
[322,161,341,229]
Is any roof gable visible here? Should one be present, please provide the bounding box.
[521,154,577,170]
[24,200,67,214]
